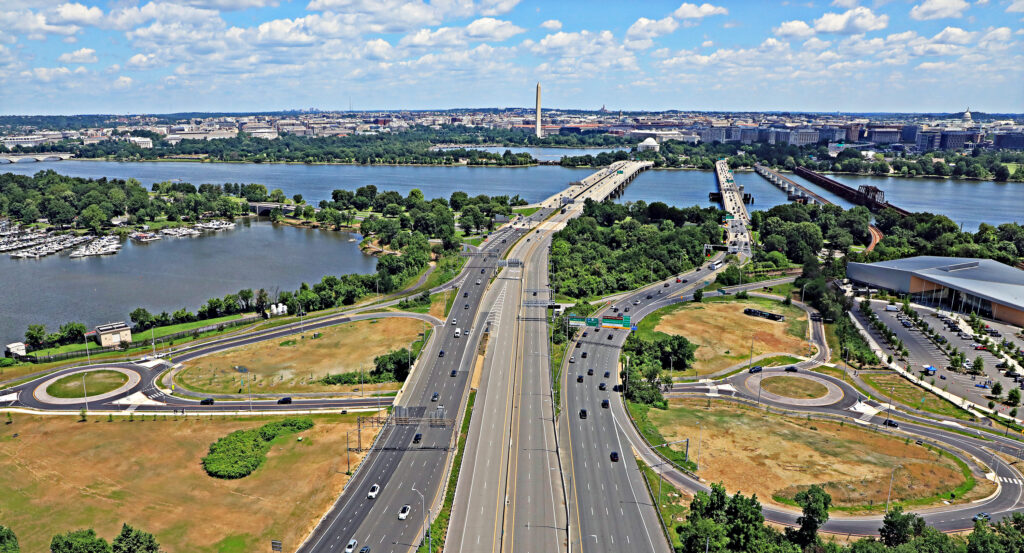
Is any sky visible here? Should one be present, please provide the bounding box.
[0,0,1021,115]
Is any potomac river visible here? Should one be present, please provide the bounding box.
[0,157,1019,344]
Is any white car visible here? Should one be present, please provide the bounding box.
[367,484,380,499]
[451,318,457,325]
[345,539,358,553]
[398,504,411,520]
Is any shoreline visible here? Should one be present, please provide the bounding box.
[44,157,1015,183]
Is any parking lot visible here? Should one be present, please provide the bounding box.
[857,298,1024,412]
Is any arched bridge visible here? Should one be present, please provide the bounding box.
[0,152,75,163]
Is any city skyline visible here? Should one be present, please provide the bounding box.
[0,0,1022,115]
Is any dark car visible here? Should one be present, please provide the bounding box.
[663,282,670,287]
[577,375,584,383]
[624,307,630,313]
[581,352,588,358]
[579,409,587,419]
[748,366,763,374]
[481,268,485,274]
[439,350,445,357]
[582,331,589,337]
[200,398,214,406]
[431,392,439,402]
[575,342,581,348]
[681,279,688,283]
[277,397,292,405]
[413,433,422,444]
[784,366,798,373]
[601,399,610,408]
[604,371,610,378]
[450,369,458,377]
[464,303,470,309]
[607,334,613,340]
[587,368,594,375]
[360,546,371,553]
[599,382,607,391]
[646,294,653,299]
[610,451,620,462]
[883,419,899,428]
[464,292,468,297]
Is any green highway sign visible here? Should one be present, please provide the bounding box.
[570,316,601,327]
[600,315,631,328]
[586,317,599,327]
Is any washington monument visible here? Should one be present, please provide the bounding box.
[535,82,542,138]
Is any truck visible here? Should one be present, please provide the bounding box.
[454,328,461,338]
[885,304,899,312]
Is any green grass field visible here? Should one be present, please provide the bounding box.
[861,372,974,421]
[45,370,128,398]
[30,314,249,356]
[513,206,540,217]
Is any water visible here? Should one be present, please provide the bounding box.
[0,160,594,205]
[0,219,375,344]
[439,146,626,162]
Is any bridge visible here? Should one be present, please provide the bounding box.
[523,159,653,209]
[794,166,911,216]
[712,159,750,223]
[755,164,829,205]
[0,152,74,163]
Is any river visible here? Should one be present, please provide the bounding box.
[0,218,375,345]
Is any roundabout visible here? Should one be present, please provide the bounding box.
[33,367,141,405]
[740,369,848,408]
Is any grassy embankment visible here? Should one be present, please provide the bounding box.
[636,457,688,550]
[861,372,975,421]
[0,413,376,553]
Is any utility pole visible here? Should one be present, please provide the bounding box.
[885,465,901,513]
[346,431,350,473]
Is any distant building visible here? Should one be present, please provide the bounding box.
[93,322,132,347]
[866,128,900,144]
[901,125,920,143]
[638,137,660,152]
[788,128,819,147]
[994,132,1024,150]
[2,135,50,148]
[916,131,941,151]
[847,256,1024,326]
[127,136,153,149]
[940,130,971,150]
[962,107,973,125]
[698,127,727,143]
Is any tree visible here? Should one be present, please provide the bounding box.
[693,289,704,303]
[129,307,154,330]
[992,381,1003,400]
[972,356,985,375]
[25,324,47,350]
[879,506,926,547]
[255,288,270,313]
[459,205,483,233]
[1008,388,1021,407]
[111,524,161,553]
[238,288,254,311]
[58,322,87,345]
[50,529,111,553]
[0,525,19,553]
[292,193,304,204]
[79,204,107,233]
[791,484,831,546]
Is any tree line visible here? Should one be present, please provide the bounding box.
[0,522,163,553]
[550,198,724,299]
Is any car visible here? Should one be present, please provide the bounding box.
[398,504,412,520]
[464,303,470,309]
[413,433,422,444]
[345,539,358,553]
[277,397,292,405]
[463,292,468,297]
[681,279,688,283]
[360,546,370,553]
[450,369,458,377]
[582,331,589,337]
[883,419,899,428]
[676,277,682,283]
[974,345,988,351]
[915,440,923,445]
[599,382,607,390]
[579,409,588,419]
[587,368,594,375]
[610,451,620,462]
[784,366,798,373]
[634,299,641,305]
[604,371,610,378]
[624,307,630,313]
[439,350,445,357]
[480,268,485,274]
[646,294,653,299]
[431,392,439,402]
[973,513,991,522]
[367,484,380,499]
[577,375,584,382]
[601,399,610,408]
[502,238,506,243]
[748,366,763,374]
[607,334,613,340]
[569,356,575,363]
[612,307,619,313]
[476,279,482,285]
[200,398,214,405]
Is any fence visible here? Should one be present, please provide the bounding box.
[18,315,261,364]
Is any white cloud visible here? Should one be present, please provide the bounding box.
[464,17,524,41]
[931,26,973,44]
[57,47,96,63]
[126,53,160,69]
[910,0,969,20]
[813,7,888,34]
[0,10,81,37]
[774,20,814,38]
[112,75,133,88]
[802,37,832,50]
[107,2,222,31]
[177,0,280,9]
[701,40,713,47]
[831,0,859,7]
[20,66,72,82]
[1008,0,1024,12]
[361,38,393,59]
[673,3,728,19]
[50,3,103,26]
[540,19,561,30]
[627,16,679,39]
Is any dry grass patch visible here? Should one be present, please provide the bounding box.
[760,376,829,399]
[46,370,129,398]
[648,398,989,512]
[0,413,376,553]
[177,317,424,394]
[651,300,809,375]
[861,372,974,421]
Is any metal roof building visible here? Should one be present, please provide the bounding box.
[847,256,1024,326]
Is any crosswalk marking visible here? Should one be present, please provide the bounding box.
[997,476,1022,485]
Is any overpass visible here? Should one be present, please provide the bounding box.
[0,152,74,163]
[755,164,829,205]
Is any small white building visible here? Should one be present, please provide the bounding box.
[638,137,660,152]
[94,322,132,347]
[5,342,26,357]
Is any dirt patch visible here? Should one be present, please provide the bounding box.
[0,414,376,553]
[177,317,424,394]
[652,300,810,375]
[760,376,829,399]
[647,398,986,511]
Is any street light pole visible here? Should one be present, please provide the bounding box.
[885,465,901,513]
[82,373,88,413]
[83,333,91,365]
[413,487,430,553]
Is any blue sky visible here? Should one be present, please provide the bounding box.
[0,0,1021,114]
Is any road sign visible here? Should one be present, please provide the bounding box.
[569,316,587,327]
[586,317,599,327]
[601,315,631,329]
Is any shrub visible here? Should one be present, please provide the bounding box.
[202,417,314,479]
